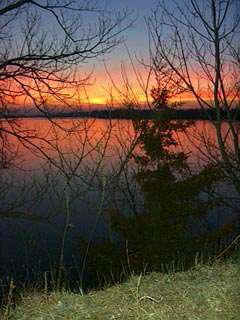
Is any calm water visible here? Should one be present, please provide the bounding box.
[0,118,239,290]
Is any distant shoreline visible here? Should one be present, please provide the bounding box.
[1,108,240,121]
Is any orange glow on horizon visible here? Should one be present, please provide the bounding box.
[12,82,198,109]
[9,63,233,110]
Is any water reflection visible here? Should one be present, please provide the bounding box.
[83,119,238,285]
[0,118,239,292]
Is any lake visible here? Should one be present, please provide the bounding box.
[0,118,239,291]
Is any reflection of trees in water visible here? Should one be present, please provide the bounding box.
[0,0,131,225]
[1,119,239,292]
[83,119,237,286]
[0,118,120,296]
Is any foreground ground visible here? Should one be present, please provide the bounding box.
[4,254,240,319]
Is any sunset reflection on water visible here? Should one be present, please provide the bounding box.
[0,118,239,290]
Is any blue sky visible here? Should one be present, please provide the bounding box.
[107,0,160,54]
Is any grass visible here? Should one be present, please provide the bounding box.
[3,254,240,319]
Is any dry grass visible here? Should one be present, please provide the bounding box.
[4,255,240,319]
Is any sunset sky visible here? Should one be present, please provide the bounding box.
[78,0,161,107]
[9,0,163,109]
[9,0,229,110]
[72,0,208,108]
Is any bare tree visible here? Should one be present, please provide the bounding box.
[146,0,240,193]
[0,0,132,168]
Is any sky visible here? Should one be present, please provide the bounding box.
[7,0,238,109]
[85,0,238,109]
[79,0,161,106]
[9,0,162,108]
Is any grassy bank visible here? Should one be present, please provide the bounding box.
[4,254,240,319]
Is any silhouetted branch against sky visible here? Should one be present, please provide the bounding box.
[0,0,133,170]
[0,0,133,111]
[145,0,240,194]
[147,0,239,108]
